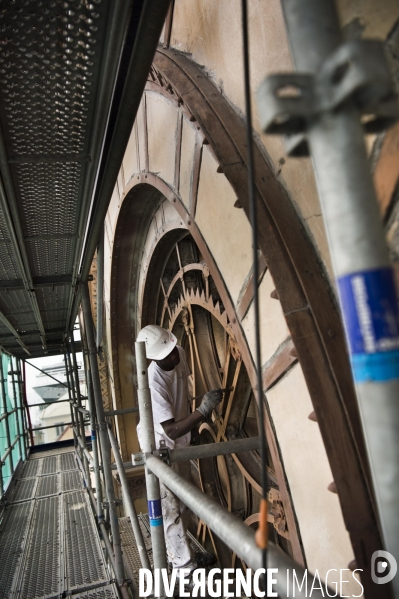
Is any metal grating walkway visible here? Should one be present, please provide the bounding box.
[0,448,118,599]
[119,513,208,591]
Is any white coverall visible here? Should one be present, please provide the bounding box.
[137,345,195,570]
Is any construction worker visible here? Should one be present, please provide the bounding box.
[136,324,222,576]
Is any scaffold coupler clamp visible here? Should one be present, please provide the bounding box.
[257,39,399,155]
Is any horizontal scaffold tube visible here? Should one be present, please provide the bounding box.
[168,435,260,462]
[146,454,331,599]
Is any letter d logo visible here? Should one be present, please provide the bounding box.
[371,550,397,584]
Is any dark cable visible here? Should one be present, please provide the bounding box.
[241,0,269,578]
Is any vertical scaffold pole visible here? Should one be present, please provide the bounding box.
[0,354,13,474]
[85,359,104,521]
[66,346,84,466]
[108,424,151,570]
[10,357,23,463]
[96,228,104,351]
[135,341,168,594]
[70,333,91,487]
[64,351,77,453]
[81,282,125,586]
[279,0,399,589]
[21,361,34,449]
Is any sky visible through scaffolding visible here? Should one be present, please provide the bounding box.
[25,324,83,430]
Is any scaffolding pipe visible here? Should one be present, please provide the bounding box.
[0,357,13,473]
[21,361,34,449]
[31,422,73,433]
[15,360,28,458]
[10,360,24,462]
[108,424,151,571]
[74,405,90,415]
[0,408,16,423]
[70,334,91,486]
[27,398,71,409]
[81,282,125,586]
[0,453,3,498]
[66,348,81,446]
[74,428,94,466]
[168,435,260,463]
[135,340,168,593]
[74,413,124,595]
[146,454,328,598]
[64,352,78,453]
[104,407,139,417]
[25,360,68,388]
[96,228,104,350]
[74,403,129,599]
[278,0,399,590]
[85,363,104,520]
[1,435,20,464]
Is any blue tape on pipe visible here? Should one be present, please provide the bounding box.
[148,499,163,527]
[338,267,399,382]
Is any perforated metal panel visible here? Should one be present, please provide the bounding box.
[64,490,107,592]
[0,501,34,599]
[0,0,120,357]
[36,474,59,498]
[18,495,63,599]
[72,585,119,599]
[11,477,38,502]
[41,455,59,475]
[0,448,116,599]
[60,451,78,471]
[20,458,41,479]
[62,469,82,492]
[119,515,153,589]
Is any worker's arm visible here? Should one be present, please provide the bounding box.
[161,410,203,441]
[161,388,223,440]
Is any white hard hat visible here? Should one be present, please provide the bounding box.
[137,325,177,360]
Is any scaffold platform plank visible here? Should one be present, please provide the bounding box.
[0,448,118,599]
[119,513,209,590]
